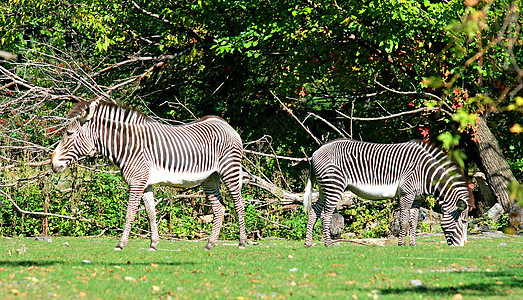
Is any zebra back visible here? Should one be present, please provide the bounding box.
[311,139,473,208]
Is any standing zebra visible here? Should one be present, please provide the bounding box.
[52,100,247,251]
[303,139,473,247]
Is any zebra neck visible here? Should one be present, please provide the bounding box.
[94,121,141,169]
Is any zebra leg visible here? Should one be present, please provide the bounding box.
[304,201,322,247]
[221,168,247,249]
[202,174,225,251]
[142,187,159,251]
[115,189,143,251]
[398,194,415,246]
[408,204,421,246]
[318,175,344,247]
[231,194,247,249]
[320,204,336,247]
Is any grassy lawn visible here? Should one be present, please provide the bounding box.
[0,234,522,299]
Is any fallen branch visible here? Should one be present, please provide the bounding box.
[336,238,388,246]
[242,170,355,207]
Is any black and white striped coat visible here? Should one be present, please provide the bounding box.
[303,139,473,247]
[52,100,246,251]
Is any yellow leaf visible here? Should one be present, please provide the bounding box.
[9,289,20,296]
[152,285,160,293]
[79,291,87,297]
[452,293,463,300]
[509,124,522,134]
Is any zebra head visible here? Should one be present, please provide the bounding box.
[51,101,98,173]
[440,190,471,246]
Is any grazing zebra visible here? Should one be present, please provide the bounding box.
[303,139,473,247]
[52,100,247,251]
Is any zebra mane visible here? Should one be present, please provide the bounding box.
[67,101,90,119]
[412,140,475,208]
[68,100,151,124]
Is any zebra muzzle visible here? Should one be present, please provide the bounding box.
[52,163,66,173]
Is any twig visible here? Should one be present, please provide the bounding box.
[0,170,52,187]
[336,107,438,121]
[0,189,90,222]
[243,149,309,162]
[0,159,50,171]
[258,215,291,229]
[306,112,348,138]
[270,90,321,145]
[374,78,442,101]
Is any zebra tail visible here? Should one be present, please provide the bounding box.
[303,164,314,213]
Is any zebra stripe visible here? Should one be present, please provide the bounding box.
[303,139,473,247]
[52,100,247,251]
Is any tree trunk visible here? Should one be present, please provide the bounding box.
[464,115,518,214]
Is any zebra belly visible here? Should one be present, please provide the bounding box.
[346,182,400,200]
[147,167,216,188]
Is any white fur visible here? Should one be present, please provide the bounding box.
[347,182,400,200]
[303,176,313,212]
[146,167,216,188]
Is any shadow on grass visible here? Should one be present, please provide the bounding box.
[0,260,195,267]
[379,269,522,297]
[0,260,62,267]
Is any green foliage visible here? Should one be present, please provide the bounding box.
[1,0,521,241]
[342,200,396,238]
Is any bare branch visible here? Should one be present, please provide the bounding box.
[258,215,291,229]
[0,159,50,171]
[306,112,348,138]
[243,149,309,162]
[336,107,438,121]
[374,78,442,101]
[131,1,203,42]
[270,90,321,145]
[0,189,90,221]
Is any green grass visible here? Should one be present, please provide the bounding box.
[0,235,522,299]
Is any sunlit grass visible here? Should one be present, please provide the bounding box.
[0,235,522,299]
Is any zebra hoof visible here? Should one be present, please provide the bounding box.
[238,244,246,249]
[204,243,214,251]
[304,243,315,248]
[148,247,157,251]
[114,246,123,251]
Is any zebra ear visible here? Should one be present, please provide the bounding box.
[79,100,98,124]
[456,199,467,211]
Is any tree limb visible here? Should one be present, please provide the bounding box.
[270,90,321,145]
[336,107,438,121]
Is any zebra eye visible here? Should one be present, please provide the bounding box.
[456,200,467,211]
[66,131,74,136]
